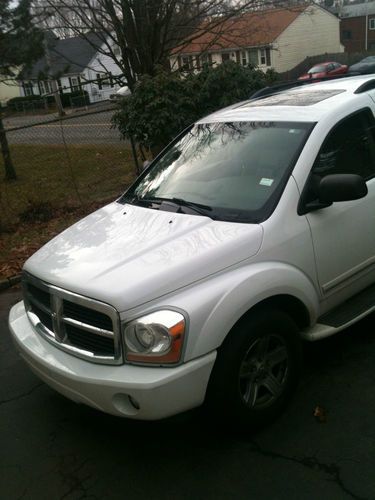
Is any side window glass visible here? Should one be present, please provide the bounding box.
[312,110,375,181]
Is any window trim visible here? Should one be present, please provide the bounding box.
[298,107,375,215]
[369,18,375,30]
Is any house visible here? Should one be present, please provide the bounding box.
[0,77,21,107]
[332,2,375,52]
[18,33,124,104]
[170,4,344,74]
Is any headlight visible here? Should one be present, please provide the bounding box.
[123,310,185,364]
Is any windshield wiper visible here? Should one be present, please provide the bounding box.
[129,195,213,217]
[168,197,213,216]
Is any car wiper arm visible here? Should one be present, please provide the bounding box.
[168,197,213,214]
[128,195,213,217]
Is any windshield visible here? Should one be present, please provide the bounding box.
[308,64,328,74]
[121,121,313,223]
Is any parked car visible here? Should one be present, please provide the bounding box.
[109,85,131,102]
[349,56,375,75]
[298,61,348,80]
[9,75,375,428]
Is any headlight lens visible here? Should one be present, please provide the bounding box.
[123,310,185,364]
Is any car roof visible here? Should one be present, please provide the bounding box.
[198,75,375,124]
[311,62,332,67]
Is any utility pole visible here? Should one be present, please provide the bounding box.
[44,35,65,117]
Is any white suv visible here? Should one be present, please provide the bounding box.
[9,75,375,427]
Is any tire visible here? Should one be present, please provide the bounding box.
[206,309,302,430]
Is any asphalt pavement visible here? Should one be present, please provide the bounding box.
[1,286,375,500]
[4,103,123,146]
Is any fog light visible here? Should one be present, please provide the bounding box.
[128,395,140,410]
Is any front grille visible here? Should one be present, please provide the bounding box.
[23,273,121,364]
[65,324,115,356]
[63,300,113,331]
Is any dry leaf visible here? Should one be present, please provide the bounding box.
[313,405,327,423]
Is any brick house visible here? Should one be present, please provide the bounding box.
[334,3,375,52]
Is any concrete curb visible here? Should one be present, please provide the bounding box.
[0,275,22,291]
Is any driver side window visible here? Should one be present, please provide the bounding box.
[312,109,375,181]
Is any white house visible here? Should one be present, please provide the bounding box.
[0,77,21,107]
[18,33,124,104]
[170,4,344,74]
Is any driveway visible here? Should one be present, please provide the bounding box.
[1,286,375,499]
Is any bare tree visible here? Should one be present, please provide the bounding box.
[1,0,44,181]
[31,0,260,91]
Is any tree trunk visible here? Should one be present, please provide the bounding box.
[0,113,17,181]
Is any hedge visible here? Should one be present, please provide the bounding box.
[7,90,90,110]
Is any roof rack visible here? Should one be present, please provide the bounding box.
[250,72,362,101]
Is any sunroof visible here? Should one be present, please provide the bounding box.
[245,89,345,107]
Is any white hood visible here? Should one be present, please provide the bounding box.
[24,202,263,311]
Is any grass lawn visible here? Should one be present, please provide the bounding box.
[0,144,136,280]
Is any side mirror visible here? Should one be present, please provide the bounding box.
[299,173,368,215]
[318,174,368,203]
[142,160,152,171]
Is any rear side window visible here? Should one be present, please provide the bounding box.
[312,109,375,181]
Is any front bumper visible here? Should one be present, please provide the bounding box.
[9,301,216,420]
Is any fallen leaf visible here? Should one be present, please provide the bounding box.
[313,405,327,423]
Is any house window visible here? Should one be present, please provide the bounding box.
[260,48,271,66]
[248,49,258,66]
[23,82,34,96]
[69,76,81,91]
[96,72,113,89]
[181,56,194,71]
[241,51,247,66]
[221,53,230,63]
[200,53,212,68]
[369,18,375,30]
[39,81,53,95]
[342,30,352,40]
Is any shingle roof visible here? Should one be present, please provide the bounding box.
[173,6,306,55]
[20,32,103,79]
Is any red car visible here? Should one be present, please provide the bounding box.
[298,62,348,80]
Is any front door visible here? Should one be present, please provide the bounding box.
[304,108,375,295]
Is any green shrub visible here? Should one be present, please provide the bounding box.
[112,61,279,154]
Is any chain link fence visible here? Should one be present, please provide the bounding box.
[0,102,136,229]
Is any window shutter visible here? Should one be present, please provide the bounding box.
[96,73,102,90]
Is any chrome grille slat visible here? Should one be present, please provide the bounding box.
[27,294,51,315]
[62,316,114,338]
[22,272,122,365]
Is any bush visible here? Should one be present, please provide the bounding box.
[112,62,279,154]
[60,90,90,107]
[7,95,44,111]
[7,90,90,111]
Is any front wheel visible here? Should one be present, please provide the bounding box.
[206,309,302,429]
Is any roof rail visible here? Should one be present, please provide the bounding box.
[250,72,362,101]
[354,79,375,94]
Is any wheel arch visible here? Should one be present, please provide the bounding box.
[235,294,311,332]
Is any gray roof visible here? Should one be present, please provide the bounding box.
[21,32,103,80]
[331,2,375,18]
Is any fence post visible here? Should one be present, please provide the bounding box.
[0,112,17,181]
[130,135,141,175]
